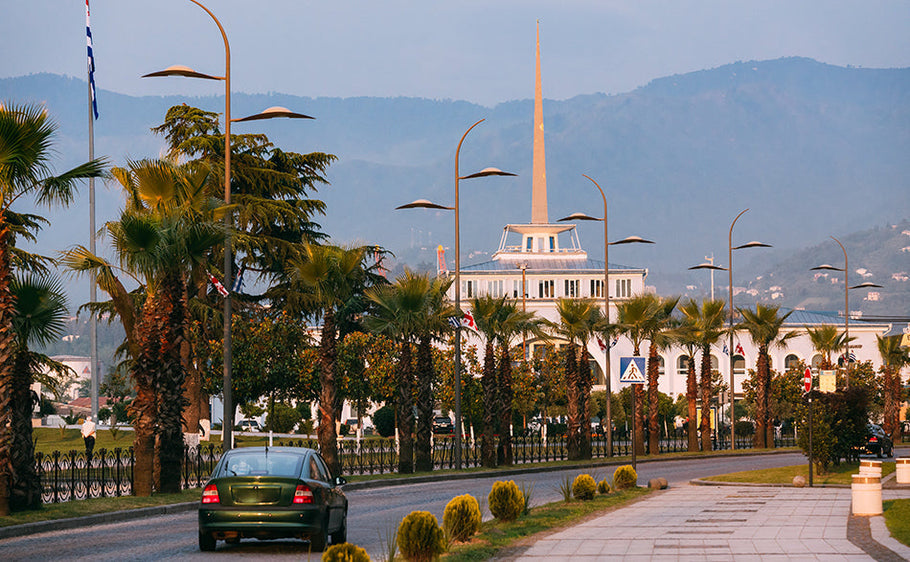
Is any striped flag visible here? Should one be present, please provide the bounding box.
[86,0,98,119]
[208,274,229,297]
[231,265,245,293]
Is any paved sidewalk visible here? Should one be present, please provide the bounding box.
[507,485,910,561]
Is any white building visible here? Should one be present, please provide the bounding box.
[446,26,898,401]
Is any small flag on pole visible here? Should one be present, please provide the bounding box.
[86,0,98,119]
[448,311,478,332]
[209,273,229,297]
[231,265,245,293]
[722,343,729,356]
[735,343,745,356]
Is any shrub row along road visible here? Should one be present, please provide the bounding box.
[1,452,806,560]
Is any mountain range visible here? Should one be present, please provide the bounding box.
[1,56,908,317]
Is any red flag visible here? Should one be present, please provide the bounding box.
[209,274,229,297]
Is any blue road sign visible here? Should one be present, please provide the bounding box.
[619,356,647,384]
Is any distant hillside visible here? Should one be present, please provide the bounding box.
[2,57,908,315]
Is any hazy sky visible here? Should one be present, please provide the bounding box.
[3,1,909,105]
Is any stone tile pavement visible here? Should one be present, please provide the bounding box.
[506,484,910,561]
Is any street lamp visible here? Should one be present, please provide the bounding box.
[810,236,882,386]
[689,208,769,450]
[557,174,654,457]
[143,0,313,450]
[397,118,515,469]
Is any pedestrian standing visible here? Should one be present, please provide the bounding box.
[82,416,96,460]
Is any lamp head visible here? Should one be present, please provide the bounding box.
[610,235,655,245]
[460,167,517,180]
[557,212,601,222]
[396,199,455,211]
[142,65,222,81]
[233,106,315,122]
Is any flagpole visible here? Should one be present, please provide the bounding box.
[86,0,99,422]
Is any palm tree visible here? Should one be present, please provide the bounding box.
[643,296,679,455]
[9,273,69,511]
[673,300,702,451]
[470,295,506,468]
[413,275,455,472]
[492,300,539,465]
[62,159,222,495]
[288,243,369,475]
[610,294,659,457]
[806,324,846,370]
[678,299,726,452]
[0,102,105,514]
[877,335,909,444]
[737,304,796,448]
[551,298,602,461]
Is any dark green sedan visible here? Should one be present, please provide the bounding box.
[198,447,347,551]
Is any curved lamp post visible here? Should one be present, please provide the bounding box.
[397,118,515,469]
[810,236,882,386]
[689,208,769,450]
[557,174,654,457]
[143,0,313,450]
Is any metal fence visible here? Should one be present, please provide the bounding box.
[34,430,798,504]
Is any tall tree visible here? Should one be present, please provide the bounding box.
[673,300,703,452]
[9,273,69,511]
[552,298,601,461]
[0,102,105,514]
[643,296,679,455]
[286,243,370,476]
[469,295,506,468]
[876,335,909,445]
[492,301,538,465]
[678,299,726,452]
[737,304,797,448]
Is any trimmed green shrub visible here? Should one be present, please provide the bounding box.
[322,542,371,562]
[488,480,524,522]
[597,479,611,495]
[613,464,637,490]
[443,494,481,542]
[266,403,301,433]
[397,510,445,561]
[572,474,596,501]
[374,405,396,438]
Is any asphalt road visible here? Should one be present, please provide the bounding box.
[0,452,811,561]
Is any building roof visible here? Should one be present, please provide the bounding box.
[461,257,645,273]
[781,308,891,328]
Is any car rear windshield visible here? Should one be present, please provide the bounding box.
[220,452,305,478]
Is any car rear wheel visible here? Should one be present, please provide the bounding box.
[330,513,347,545]
[199,531,216,552]
[309,520,328,552]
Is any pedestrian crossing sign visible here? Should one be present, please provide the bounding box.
[619,357,646,384]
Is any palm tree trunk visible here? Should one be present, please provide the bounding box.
[686,355,698,452]
[396,342,414,474]
[414,336,434,472]
[565,343,581,461]
[577,347,593,460]
[157,273,187,493]
[699,344,713,453]
[317,309,340,475]
[481,342,497,468]
[887,367,901,444]
[498,345,514,466]
[633,384,645,457]
[754,346,769,449]
[647,342,660,455]
[0,225,15,515]
[10,353,40,511]
[130,288,166,496]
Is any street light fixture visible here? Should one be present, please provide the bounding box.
[689,208,770,450]
[143,0,313,450]
[810,236,882,386]
[557,174,654,457]
[396,118,515,469]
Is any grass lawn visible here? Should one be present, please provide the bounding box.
[0,489,201,528]
[703,461,896,486]
[883,500,910,547]
[443,487,652,561]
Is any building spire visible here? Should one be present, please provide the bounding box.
[531,20,548,224]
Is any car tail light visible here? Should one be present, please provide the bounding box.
[202,484,220,504]
[293,484,314,504]
[869,436,878,443]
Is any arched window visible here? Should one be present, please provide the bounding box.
[785,354,800,370]
[677,355,689,377]
[811,354,824,370]
[733,355,746,377]
[710,354,719,372]
[657,355,666,377]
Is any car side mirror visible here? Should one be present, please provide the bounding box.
[334,476,347,487]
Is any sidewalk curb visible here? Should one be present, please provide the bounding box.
[0,502,197,541]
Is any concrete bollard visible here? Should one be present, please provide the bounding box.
[792,475,806,488]
[648,478,668,490]
[859,459,882,478]
[897,458,910,484]
[852,474,882,516]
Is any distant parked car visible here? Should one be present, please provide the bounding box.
[198,447,347,551]
[237,419,261,433]
[432,415,454,434]
[864,423,893,458]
